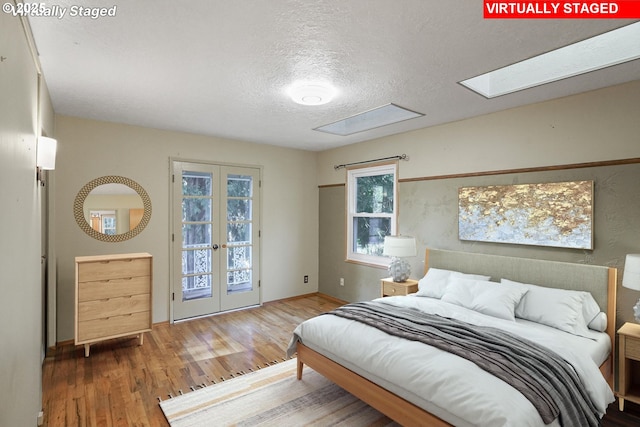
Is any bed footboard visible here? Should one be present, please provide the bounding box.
[296,342,452,427]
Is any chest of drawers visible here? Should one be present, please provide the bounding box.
[75,253,152,357]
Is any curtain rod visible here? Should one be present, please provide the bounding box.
[334,154,408,170]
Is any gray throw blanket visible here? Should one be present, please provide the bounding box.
[324,301,600,427]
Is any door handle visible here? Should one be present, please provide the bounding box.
[212,244,219,250]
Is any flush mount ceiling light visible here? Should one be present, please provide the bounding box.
[287,82,337,106]
[460,21,640,98]
[315,103,424,136]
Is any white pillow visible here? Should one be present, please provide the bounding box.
[441,277,528,321]
[581,292,607,331]
[416,268,491,299]
[588,312,607,332]
[500,279,603,336]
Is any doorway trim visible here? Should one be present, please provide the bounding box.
[168,157,263,323]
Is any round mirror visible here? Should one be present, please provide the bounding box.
[73,176,152,242]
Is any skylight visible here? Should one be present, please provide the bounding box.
[314,103,424,136]
[460,22,640,98]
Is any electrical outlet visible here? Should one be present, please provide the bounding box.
[340,278,344,286]
[304,275,308,283]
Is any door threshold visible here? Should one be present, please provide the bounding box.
[174,304,262,323]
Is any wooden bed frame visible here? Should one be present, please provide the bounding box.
[296,249,618,426]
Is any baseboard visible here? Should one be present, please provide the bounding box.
[263,292,347,306]
[316,292,348,305]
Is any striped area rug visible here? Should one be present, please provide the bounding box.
[159,358,399,426]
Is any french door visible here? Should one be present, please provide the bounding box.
[172,161,260,321]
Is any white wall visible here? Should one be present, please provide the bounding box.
[317,81,640,185]
[0,12,55,427]
[53,116,319,341]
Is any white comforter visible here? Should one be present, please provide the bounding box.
[289,295,614,427]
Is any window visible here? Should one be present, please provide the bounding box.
[346,163,397,266]
[89,210,117,234]
[102,215,116,235]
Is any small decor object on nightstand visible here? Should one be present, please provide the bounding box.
[622,254,640,321]
[383,235,416,282]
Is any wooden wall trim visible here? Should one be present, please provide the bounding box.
[318,157,640,188]
[399,157,640,183]
[318,183,345,189]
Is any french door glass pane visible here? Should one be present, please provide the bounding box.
[227,222,250,244]
[353,217,390,255]
[182,249,211,275]
[182,274,212,301]
[227,175,252,197]
[227,246,251,270]
[227,270,252,294]
[182,198,211,222]
[183,173,212,196]
[227,199,251,220]
[182,224,212,246]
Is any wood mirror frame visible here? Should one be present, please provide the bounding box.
[73,175,152,242]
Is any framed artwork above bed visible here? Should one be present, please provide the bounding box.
[458,180,593,249]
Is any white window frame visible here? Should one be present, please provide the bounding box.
[346,162,398,267]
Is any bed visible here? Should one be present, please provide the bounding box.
[288,249,617,427]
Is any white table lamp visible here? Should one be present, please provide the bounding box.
[622,254,640,322]
[383,236,416,282]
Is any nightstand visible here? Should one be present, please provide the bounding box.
[380,278,418,297]
[617,322,640,411]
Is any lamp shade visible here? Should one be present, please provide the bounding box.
[37,136,57,170]
[623,254,640,291]
[383,236,416,258]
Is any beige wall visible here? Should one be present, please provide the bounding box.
[316,81,640,326]
[53,116,319,341]
[0,12,55,427]
[317,81,640,185]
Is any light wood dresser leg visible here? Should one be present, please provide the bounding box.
[84,344,90,357]
[138,333,144,346]
[619,397,625,411]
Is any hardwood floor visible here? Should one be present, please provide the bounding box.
[42,293,640,426]
[42,294,342,427]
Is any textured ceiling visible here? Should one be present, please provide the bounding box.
[28,1,640,151]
